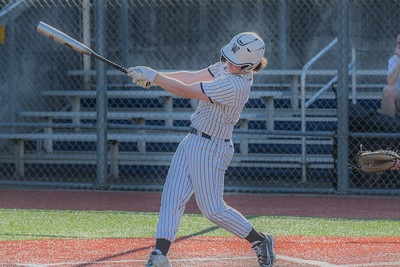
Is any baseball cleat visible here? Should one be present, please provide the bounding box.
[252,233,276,266]
[145,250,172,267]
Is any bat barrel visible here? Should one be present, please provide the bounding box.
[36,21,94,56]
[36,21,127,75]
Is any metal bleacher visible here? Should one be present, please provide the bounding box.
[0,82,320,178]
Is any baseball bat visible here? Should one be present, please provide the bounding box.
[35,21,127,74]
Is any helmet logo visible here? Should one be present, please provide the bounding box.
[231,43,240,54]
[237,35,257,46]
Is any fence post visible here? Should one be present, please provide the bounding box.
[14,139,24,178]
[336,0,350,194]
[83,0,91,91]
[109,140,119,180]
[9,7,16,129]
[95,0,108,189]
[121,0,129,67]
[278,0,287,69]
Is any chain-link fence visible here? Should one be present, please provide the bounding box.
[0,0,399,195]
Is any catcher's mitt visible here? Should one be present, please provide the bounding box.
[352,145,400,173]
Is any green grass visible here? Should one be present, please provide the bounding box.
[1,208,399,241]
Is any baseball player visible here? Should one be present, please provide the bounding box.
[127,32,275,267]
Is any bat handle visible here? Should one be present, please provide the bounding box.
[91,53,127,74]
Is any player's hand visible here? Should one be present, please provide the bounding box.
[127,66,158,86]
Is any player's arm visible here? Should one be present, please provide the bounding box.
[153,74,209,101]
[127,66,212,101]
[160,68,213,84]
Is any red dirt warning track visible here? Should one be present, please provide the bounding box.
[1,236,400,266]
[1,190,400,266]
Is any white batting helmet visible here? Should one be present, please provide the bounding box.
[221,32,265,73]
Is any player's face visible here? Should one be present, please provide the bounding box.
[226,61,243,74]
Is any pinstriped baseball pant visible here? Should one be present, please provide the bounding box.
[155,133,253,242]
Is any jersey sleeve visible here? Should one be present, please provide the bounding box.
[207,61,226,77]
[201,77,237,105]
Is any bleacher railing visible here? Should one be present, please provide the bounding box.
[299,38,356,183]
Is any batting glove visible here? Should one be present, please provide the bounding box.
[127,66,158,83]
[127,72,153,89]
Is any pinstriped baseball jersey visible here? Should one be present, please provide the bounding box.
[190,61,253,139]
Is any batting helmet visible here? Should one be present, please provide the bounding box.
[221,32,265,73]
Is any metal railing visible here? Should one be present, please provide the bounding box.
[300,38,356,183]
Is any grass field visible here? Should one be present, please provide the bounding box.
[2,208,399,241]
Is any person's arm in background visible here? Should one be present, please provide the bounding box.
[387,38,400,86]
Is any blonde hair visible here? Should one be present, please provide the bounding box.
[252,57,268,73]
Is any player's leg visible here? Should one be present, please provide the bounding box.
[156,137,193,242]
[187,136,275,266]
[147,136,193,266]
[188,137,251,236]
